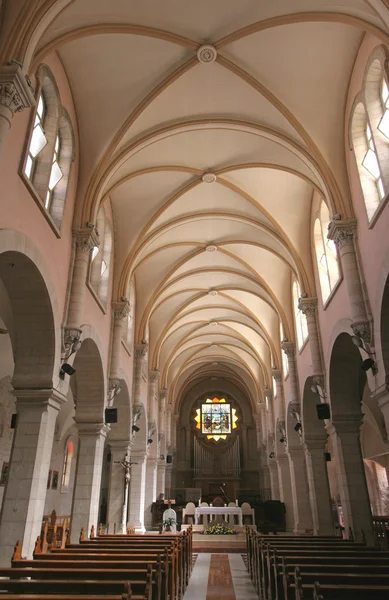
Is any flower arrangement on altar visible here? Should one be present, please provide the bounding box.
[203,523,237,535]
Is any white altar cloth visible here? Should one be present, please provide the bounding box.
[195,506,243,526]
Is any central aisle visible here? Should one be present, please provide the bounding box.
[184,553,257,600]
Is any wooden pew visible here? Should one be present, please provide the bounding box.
[296,570,389,600]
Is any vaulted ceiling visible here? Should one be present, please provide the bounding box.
[27,0,388,408]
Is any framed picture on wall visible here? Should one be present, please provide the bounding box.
[0,462,9,486]
[51,471,59,490]
[47,469,52,489]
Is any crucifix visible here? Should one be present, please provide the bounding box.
[114,458,138,533]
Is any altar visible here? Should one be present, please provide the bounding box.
[195,506,243,527]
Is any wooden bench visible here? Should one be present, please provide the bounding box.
[245,527,389,600]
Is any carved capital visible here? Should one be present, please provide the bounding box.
[271,368,282,383]
[298,297,317,318]
[0,66,35,115]
[281,340,296,359]
[263,386,273,401]
[159,387,168,402]
[74,227,100,253]
[327,219,357,249]
[63,327,82,351]
[135,341,148,358]
[276,419,286,436]
[149,369,160,383]
[112,300,130,322]
[351,321,371,344]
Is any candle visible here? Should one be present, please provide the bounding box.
[198,499,201,506]
[236,499,238,506]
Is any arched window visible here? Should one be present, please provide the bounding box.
[314,201,340,303]
[90,206,112,307]
[293,280,308,350]
[22,66,74,230]
[61,439,74,489]
[280,321,289,378]
[350,49,389,222]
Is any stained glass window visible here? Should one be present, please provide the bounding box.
[194,396,238,442]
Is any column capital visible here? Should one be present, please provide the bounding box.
[112,300,130,321]
[298,296,318,317]
[109,439,131,453]
[327,218,357,248]
[76,422,109,437]
[351,320,371,344]
[135,340,148,358]
[159,387,168,402]
[63,327,82,350]
[12,388,66,411]
[0,65,35,114]
[272,368,282,383]
[149,369,160,383]
[73,227,100,253]
[281,340,296,359]
[326,415,362,435]
[303,435,327,450]
[264,386,273,401]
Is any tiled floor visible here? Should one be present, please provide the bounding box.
[183,553,257,600]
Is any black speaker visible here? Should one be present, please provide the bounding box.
[324,452,331,462]
[105,408,118,423]
[166,455,172,464]
[10,414,17,429]
[316,403,331,420]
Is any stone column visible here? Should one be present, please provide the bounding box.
[0,389,64,565]
[327,418,374,544]
[157,459,166,497]
[144,457,158,529]
[327,219,370,341]
[133,341,149,407]
[267,433,280,499]
[276,454,294,531]
[106,441,130,534]
[143,371,159,529]
[298,297,324,385]
[304,437,334,535]
[109,300,130,387]
[0,65,35,160]
[65,227,99,351]
[272,368,286,422]
[71,422,108,539]
[281,341,299,403]
[128,451,147,532]
[288,448,313,533]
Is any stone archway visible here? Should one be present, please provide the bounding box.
[0,231,61,564]
[328,331,374,543]
[70,336,107,539]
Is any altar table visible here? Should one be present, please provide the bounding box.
[195,506,243,526]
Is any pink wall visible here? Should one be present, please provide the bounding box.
[0,51,114,364]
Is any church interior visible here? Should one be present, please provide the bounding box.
[1,1,389,598]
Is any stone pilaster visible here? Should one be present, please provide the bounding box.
[276,454,294,531]
[327,418,374,544]
[304,437,334,535]
[106,441,130,534]
[148,369,159,425]
[328,219,371,342]
[144,457,158,529]
[128,451,147,532]
[264,386,274,434]
[272,368,286,421]
[281,341,299,403]
[71,422,108,539]
[298,297,324,385]
[0,389,64,565]
[0,65,35,159]
[65,227,100,350]
[157,459,166,497]
[288,448,313,533]
[109,300,130,385]
[133,341,148,407]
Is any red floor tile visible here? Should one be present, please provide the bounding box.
[206,554,236,600]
